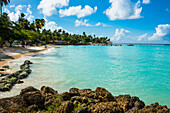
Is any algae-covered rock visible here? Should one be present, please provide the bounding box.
[24,68,32,74]
[89,102,123,113]
[0,86,169,112]
[11,70,23,77]
[2,65,9,69]
[69,88,80,97]
[8,77,18,85]
[60,92,71,101]
[0,60,33,92]
[24,60,33,64]
[20,86,44,108]
[18,71,29,79]
[0,69,5,71]
[56,101,74,113]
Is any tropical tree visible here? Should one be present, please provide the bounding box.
[58,29,62,34]
[0,13,11,47]
[30,21,36,31]
[0,0,10,17]
[18,13,30,30]
[83,32,86,37]
[35,19,45,32]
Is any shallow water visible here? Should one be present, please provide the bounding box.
[0,45,170,107]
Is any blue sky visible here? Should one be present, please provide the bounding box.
[3,0,170,43]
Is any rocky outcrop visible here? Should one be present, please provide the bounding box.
[0,86,169,113]
[0,60,33,92]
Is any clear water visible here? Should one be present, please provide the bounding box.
[0,45,170,107]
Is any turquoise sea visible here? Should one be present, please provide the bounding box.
[0,45,170,107]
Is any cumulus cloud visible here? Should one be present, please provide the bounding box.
[45,21,63,32]
[9,5,15,8]
[95,22,101,26]
[4,4,34,21]
[111,29,130,41]
[26,5,32,15]
[15,5,26,12]
[148,24,170,41]
[59,5,97,18]
[27,15,34,21]
[104,0,143,20]
[37,0,69,16]
[95,22,112,27]
[137,33,148,41]
[75,19,111,27]
[75,19,92,27]
[143,0,150,4]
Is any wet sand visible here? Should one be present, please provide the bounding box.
[0,46,47,73]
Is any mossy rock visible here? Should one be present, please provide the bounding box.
[18,71,29,79]
[24,69,32,74]
[2,65,9,69]
[8,77,18,85]
[11,70,23,77]
[0,69,5,71]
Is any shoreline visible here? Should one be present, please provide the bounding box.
[0,46,49,73]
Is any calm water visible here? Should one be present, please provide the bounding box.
[0,45,170,107]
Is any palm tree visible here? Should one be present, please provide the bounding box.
[0,0,10,17]
[58,29,62,34]
[83,32,86,36]
[35,19,45,32]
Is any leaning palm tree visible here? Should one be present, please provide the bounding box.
[0,0,10,17]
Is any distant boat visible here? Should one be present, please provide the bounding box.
[127,44,134,46]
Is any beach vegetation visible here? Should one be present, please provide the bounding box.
[0,12,110,47]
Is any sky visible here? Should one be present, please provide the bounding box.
[2,0,170,44]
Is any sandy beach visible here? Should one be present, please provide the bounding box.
[0,46,48,73]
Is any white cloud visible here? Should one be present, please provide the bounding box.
[27,15,34,21]
[102,23,112,27]
[95,22,101,26]
[4,8,10,14]
[59,5,97,18]
[148,24,170,41]
[15,5,26,12]
[5,8,21,21]
[45,21,63,32]
[95,22,112,27]
[104,0,142,20]
[143,0,150,4]
[26,5,32,15]
[75,20,111,27]
[137,33,148,41]
[111,29,130,41]
[9,5,15,8]
[4,5,34,21]
[75,19,92,27]
[37,0,69,16]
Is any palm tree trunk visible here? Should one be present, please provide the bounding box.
[0,0,2,17]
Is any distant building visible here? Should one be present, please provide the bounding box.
[54,40,68,45]
[107,41,113,44]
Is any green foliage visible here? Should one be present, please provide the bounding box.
[72,103,81,113]
[23,30,40,41]
[56,95,62,99]
[0,12,110,47]
[46,95,63,112]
